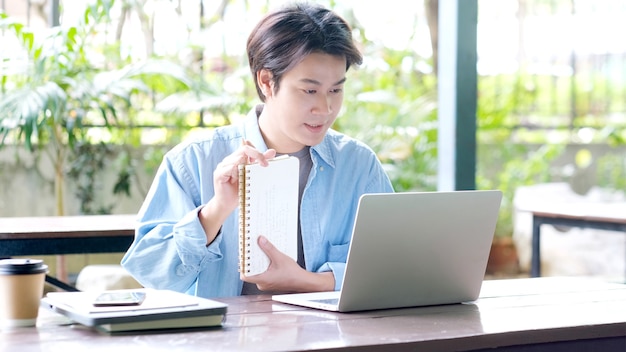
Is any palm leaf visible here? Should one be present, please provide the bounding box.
[155,92,240,115]
[0,81,67,150]
[121,59,193,92]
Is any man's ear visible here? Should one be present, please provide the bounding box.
[257,69,273,98]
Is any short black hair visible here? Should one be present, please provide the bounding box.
[246,2,362,102]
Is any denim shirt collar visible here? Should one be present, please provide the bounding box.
[242,104,336,169]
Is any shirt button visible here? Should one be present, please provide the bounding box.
[319,166,324,172]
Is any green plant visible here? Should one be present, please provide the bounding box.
[0,7,115,214]
[335,45,439,192]
[0,3,192,215]
[476,74,567,237]
[596,152,626,193]
[66,141,134,215]
[478,143,564,237]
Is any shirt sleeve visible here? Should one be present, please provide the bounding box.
[121,151,224,294]
[317,262,347,291]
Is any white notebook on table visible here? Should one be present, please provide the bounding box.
[41,288,228,333]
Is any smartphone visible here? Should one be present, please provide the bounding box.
[92,291,147,307]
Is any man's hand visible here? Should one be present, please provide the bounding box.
[242,235,335,293]
[199,140,276,245]
[212,140,276,212]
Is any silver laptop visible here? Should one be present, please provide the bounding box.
[272,190,502,312]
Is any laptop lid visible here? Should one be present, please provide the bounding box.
[273,190,502,312]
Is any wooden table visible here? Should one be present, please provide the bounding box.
[527,203,626,278]
[2,277,625,352]
[0,214,136,291]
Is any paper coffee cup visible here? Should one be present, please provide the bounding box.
[0,259,48,328]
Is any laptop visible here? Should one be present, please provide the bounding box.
[272,190,503,312]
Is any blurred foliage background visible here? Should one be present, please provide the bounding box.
[1,0,625,239]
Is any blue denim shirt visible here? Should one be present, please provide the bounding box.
[121,106,394,298]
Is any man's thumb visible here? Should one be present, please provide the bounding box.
[257,235,274,252]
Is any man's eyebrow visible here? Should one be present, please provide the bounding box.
[299,77,347,86]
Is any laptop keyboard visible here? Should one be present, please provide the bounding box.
[311,298,339,305]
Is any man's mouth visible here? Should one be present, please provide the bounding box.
[304,123,325,134]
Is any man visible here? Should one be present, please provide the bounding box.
[122,2,393,298]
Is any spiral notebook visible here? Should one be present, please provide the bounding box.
[238,155,299,276]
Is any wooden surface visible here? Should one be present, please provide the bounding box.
[0,214,136,257]
[0,214,137,289]
[2,277,625,352]
[0,214,136,239]
[522,202,626,224]
[525,203,626,278]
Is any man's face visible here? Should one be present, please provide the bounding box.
[259,52,347,153]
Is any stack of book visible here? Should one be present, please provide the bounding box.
[41,288,227,333]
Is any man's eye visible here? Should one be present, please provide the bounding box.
[305,89,317,94]
[331,88,343,93]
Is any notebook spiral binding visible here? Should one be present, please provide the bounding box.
[238,165,252,273]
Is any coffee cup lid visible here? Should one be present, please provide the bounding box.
[0,259,49,275]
